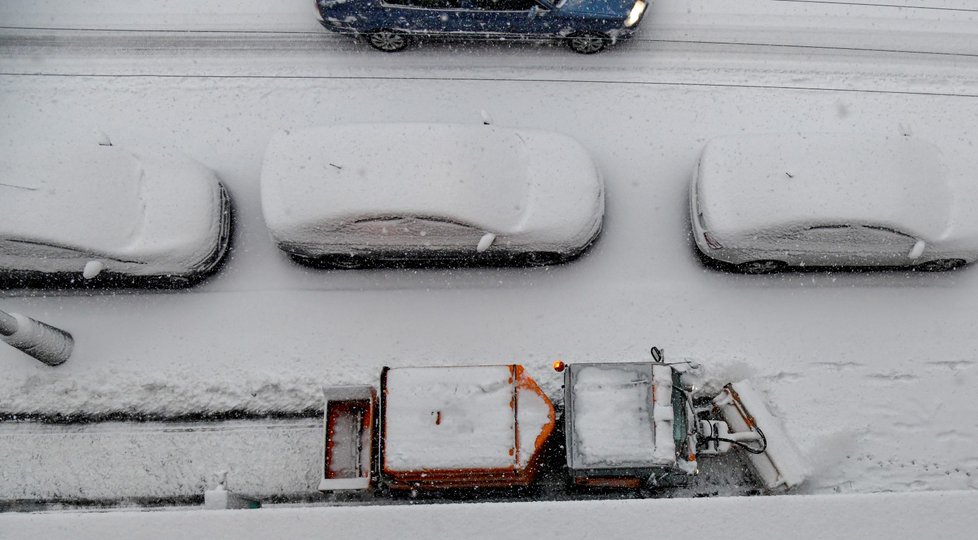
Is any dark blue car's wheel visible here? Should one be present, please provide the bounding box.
[367,30,409,52]
[567,32,607,54]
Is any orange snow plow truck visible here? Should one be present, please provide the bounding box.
[318,349,808,495]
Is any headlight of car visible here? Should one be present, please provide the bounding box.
[624,0,647,28]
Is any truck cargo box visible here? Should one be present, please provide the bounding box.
[318,385,376,491]
[380,365,555,490]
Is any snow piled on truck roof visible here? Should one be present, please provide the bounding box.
[570,364,656,468]
[696,134,954,240]
[383,365,519,471]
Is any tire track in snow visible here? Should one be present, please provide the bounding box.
[2,71,978,100]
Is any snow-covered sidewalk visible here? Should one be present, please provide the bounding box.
[3,490,978,540]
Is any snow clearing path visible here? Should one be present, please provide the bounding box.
[2,0,978,507]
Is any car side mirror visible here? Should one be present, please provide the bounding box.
[83,260,105,279]
[477,233,496,253]
[908,239,925,259]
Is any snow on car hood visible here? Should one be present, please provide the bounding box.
[261,123,534,241]
[697,134,953,241]
[515,129,604,249]
[0,145,221,265]
[132,150,223,266]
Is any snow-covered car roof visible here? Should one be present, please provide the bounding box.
[0,145,222,261]
[260,123,566,239]
[696,134,953,240]
[1,146,145,253]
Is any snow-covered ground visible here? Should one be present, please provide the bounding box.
[4,490,978,540]
[2,0,978,533]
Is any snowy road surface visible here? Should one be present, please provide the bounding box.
[2,0,978,507]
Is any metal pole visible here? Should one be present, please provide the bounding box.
[0,309,73,365]
[0,309,18,336]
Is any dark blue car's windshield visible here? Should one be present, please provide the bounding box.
[557,0,629,12]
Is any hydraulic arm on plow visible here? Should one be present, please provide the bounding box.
[318,348,808,496]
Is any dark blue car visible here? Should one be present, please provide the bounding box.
[315,0,649,54]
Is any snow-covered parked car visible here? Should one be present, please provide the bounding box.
[260,123,604,269]
[690,134,978,273]
[315,0,650,54]
[0,144,232,287]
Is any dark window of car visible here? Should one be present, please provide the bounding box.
[790,225,862,246]
[785,224,917,253]
[1,238,143,264]
[862,224,915,240]
[4,239,85,259]
[470,0,538,10]
[385,0,463,8]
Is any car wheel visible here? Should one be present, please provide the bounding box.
[327,255,367,270]
[736,260,787,274]
[367,30,410,52]
[567,33,607,54]
[916,258,967,272]
[167,275,193,287]
[524,252,564,267]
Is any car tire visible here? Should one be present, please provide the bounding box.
[915,258,967,272]
[327,255,368,270]
[523,252,565,267]
[367,30,410,52]
[567,33,608,54]
[736,260,787,274]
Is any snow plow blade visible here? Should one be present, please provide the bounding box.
[713,381,810,491]
[318,385,376,492]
